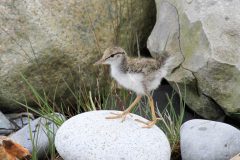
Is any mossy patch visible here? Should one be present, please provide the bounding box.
[180,14,203,59]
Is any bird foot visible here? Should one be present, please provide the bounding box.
[135,118,161,128]
[105,111,132,122]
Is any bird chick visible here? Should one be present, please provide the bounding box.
[94,46,174,128]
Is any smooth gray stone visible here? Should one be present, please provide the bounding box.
[55,110,171,160]
[10,113,65,158]
[181,119,240,160]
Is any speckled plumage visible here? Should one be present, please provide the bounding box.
[94,46,174,128]
[95,47,172,95]
[120,52,169,74]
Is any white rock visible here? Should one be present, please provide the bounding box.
[181,119,240,160]
[10,113,65,158]
[55,110,171,160]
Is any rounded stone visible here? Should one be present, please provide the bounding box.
[55,110,171,160]
[180,119,240,160]
[9,113,65,158]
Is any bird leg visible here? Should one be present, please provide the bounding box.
[135,96,161,128]
[106,95,142,122]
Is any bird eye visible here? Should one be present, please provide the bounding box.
[110,55,115,58]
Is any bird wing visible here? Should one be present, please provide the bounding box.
[126,58,160,75]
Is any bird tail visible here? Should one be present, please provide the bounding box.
[157,51,176,78]
[156,51,169,63]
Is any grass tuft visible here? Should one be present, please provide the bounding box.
[16,73,186,160]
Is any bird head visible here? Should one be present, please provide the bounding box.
[94,47,126,65]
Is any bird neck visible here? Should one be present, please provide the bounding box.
[110,56,128,73]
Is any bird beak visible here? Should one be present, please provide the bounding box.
[94,58,104,65]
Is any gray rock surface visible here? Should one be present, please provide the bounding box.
[148,0,240,120]
[0,0,155,111]
[0,111,15,135]
[10,113,65,158]
[180,119,240,160]
[55,110,171,160]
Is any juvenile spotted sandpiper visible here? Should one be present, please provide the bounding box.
[94,47,174,128]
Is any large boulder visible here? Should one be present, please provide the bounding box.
[0,0,156,111]
[148,0,240,120]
